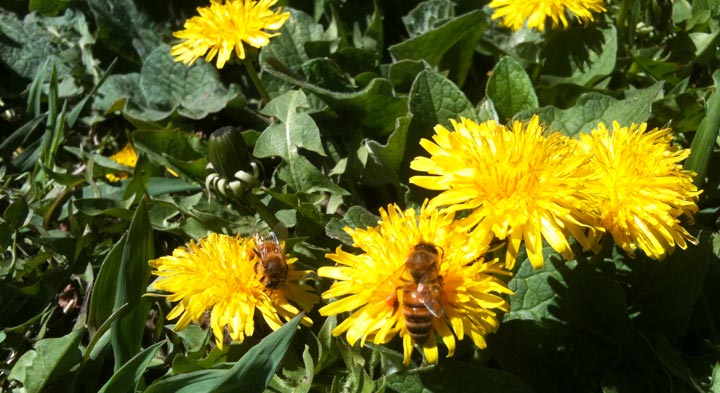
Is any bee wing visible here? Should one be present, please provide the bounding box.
[417,282,445,318]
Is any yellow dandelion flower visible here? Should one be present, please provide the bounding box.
[577,121,700,259]
[319,203,512,366]
[106,143,137,182]
[171,0,290,69]
[410,116,600,269]
[488,0,606,32]
[149,233,317,348]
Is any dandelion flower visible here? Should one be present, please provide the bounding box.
[319,203,511,366]
[488,0,606,32]
[171,0,290,69]
[149,233,317,348]
[577,122,700,259]
[106,143,137,182]
[410,116,600,269]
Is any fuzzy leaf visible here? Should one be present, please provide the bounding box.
[487,56,539,121]
[541,25,617,87]
[409,69,476,132]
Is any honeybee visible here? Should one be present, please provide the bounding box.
[253,231,288,289]
[400,242,445,344]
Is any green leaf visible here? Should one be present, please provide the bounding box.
[486,56,539,121]
[29,0,71,16]
[389,9,485,69]
[534,82,664,135]
[256,90,326,159]
[98,340,165,393]
[686,70,720,185]
[0,9,93,96]
[385,360,533,393]
[145,313,303,393]
[541,24,617,87]
[409,69,477,133]
[132,129,208,181]
[325,206,380,245]
[366,114,413,171]
[401,0,455,38]
[505,249,569,322]
[87,236,126,329]
[86,0,160,56]
[8,329,83,392]
[711,363,720,393]
[111,197,154,370]
[94,46,240,122]
[263,64,408,136]
[260,9,324,75]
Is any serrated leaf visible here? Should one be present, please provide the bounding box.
[86,0,160,56]
[541,25,617,87]
[256,90,326,159]
[8,329,83,393]
[366,115,413,171]
[145,314,303,393]
[486,56,539,121]
[534,82,664,135]
[132,129,208,180]
[409,69,477,134]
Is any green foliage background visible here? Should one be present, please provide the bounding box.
[1,0,719,392]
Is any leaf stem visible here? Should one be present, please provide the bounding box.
[243,59,271,105]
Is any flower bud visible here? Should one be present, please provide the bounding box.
[208,126,250,179]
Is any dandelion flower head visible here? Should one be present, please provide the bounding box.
[171,0,290,69]
[106,142,137,182]
[577,121,700,260]
[149,233,317,348]
[410,116,600,269]
[488,0,606,32]
[319,203,512,366]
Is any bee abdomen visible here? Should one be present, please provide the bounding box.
[403,300,433,343]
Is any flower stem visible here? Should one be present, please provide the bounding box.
[243,59,271,105]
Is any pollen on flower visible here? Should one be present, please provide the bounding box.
[318,203,512,366]
[576,121,700,260]
[488,0,606,32]
[171,0,290,69]
[149,233,317,348]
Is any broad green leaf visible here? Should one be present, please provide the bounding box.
[0,115,46,158]
[486,56,539,121]
[145,314,303,393]
[29,0,71,16]
[325,205,380,245]
[385,360,533,393]
[263,64,408,136]
[491,319,616,391]
[111,198,154,370]
[0,9,94,97]
[7,329,83,393]
[256,90,326,159]
[94,46,240,122]
[534,82,664,135]
[505,248,569,322]
[366,114,413,171]
[541,25,617,87]
[387,60,427,92]
[711,363,720,393]
[260,9,324,74]
[275,154,349,198]
[98,340,165,393]
[409,69,477,133]
[389,9,484,68]
[402,0,455,38]
[86,0,160,56]
[132,129,208,181]
[624,231,714,342]
[686,70,720,185]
